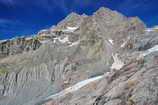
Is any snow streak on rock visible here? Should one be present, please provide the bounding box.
[47,75,104,99]
[121,41,127,48]
[108,39,114,45]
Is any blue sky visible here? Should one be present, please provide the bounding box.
[0,0,158,40]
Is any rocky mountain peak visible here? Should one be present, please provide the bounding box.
[94,7,126,19]
[57,12,83,28]
[0,7,158,105]
[66,12,81,19]
[95,7,112,13]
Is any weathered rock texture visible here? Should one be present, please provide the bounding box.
[0,7,158,105]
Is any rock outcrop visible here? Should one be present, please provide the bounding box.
[0,7,158,105]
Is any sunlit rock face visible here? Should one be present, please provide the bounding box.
[0,7,158,105]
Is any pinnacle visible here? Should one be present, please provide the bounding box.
[95,7,113,14]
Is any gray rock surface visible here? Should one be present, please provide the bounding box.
[0,7,158,105]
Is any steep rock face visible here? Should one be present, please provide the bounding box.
[47,52,158,105]
[57,12,87,28]
[0,7,157,105]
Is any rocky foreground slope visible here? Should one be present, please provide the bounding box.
[0,7,158,105]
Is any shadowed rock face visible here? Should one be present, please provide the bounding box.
[0,37,41,58]
[0,7,158,105]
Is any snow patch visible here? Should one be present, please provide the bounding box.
[53,36,80,46]
[69,41,80,47]
[63,26,78,32]
[47,75,104,99]
[111,53,124,70]
[121,41,127,48]
[53,36,71,44]
[108,39,114,45]
[53,37,58,43]
[58,36,69,43]
[67,26,78,30]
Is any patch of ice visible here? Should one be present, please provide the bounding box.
[47,75,104,99]
[141,45,158,57]
[148,45,158,52]
[111,53,124,70]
